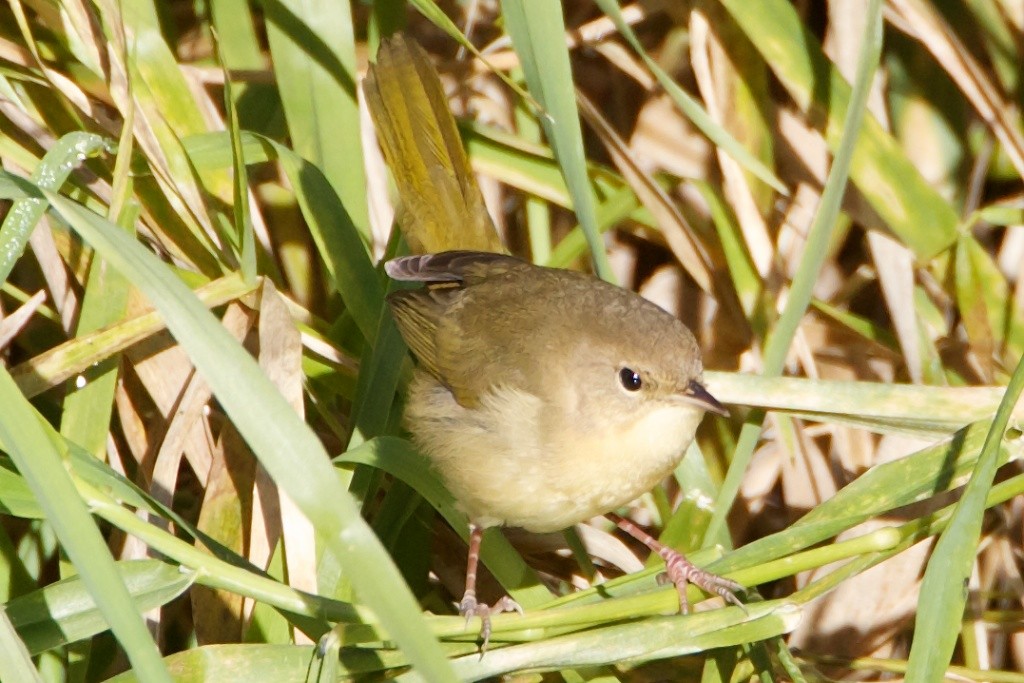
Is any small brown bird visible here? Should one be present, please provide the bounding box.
[386,250,742,649]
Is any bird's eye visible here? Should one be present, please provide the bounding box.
[619,367,642,392]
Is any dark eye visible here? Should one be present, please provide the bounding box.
[619,367,642,391]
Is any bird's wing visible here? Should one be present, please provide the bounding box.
[386,252,540,407]
[385,251,525,283]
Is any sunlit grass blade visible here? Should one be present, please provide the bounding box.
[703,372,1013,436]
[76,476,366,636]
[501,0,614,281]
[263,0,368,237]
[906,349,1024,679]
[218,34,257,283]
[7,560,195,655]
[445,602,801,681]
[708,0,884,542]
[0,369,171,682]
[59,241,131,457]
[0,606,42,683]
[103,642,418,682]
[0,132,108,285]
[42,191,456,679]
[718,0,958,260]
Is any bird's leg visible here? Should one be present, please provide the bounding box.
[609,513,743,613]
[458,524,523,652]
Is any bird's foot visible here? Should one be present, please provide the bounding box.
[459,593,523,654]
[657,549,744,614]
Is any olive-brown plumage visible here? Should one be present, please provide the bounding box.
[388,251,722,530]
[386,251,741,648]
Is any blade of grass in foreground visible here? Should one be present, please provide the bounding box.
[42,191,456,679]
[0,607,43,683]
[0,132,109,285]
[6,560,195,655]
[0,369,171,682]
[906,350,1024,679]
[263,0,369,236]
[440,602,801,681]
[703,372,1012,436]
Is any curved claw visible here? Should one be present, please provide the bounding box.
[459,593,523,654]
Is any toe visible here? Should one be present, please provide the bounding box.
[494,595,523,615]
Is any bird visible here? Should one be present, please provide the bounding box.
[385,250,743,650]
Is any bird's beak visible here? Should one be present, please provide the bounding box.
[681,380,729,417]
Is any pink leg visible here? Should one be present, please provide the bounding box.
[458,524,522,652]
[609,513,743,613]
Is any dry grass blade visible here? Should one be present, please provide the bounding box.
[576,91,713,291]
[0,289,44,350]
[10,274,257,399]
[889,0,1024,179]
[689,8,775,279]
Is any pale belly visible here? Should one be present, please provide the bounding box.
[405,374,705,532]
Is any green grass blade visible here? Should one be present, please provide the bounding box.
[501,0,614,281]
[7,560,195,655]
[210,0,264,76]
[0,607,42,683]
[346,312,405,446]
[42,191,456,679]
[0,459,42,519]
[72,473,363,635]
[103,642,418,682]
[905,351,1024,679]
[708,0,884,542]
[219,36,258,283]
[264,0,369,237]
[0,132,108,285]
[703,372,1011,435]
[0,368,171,682]
[718,0,958,259]
[59,243,131,457]
[444,602,800,681]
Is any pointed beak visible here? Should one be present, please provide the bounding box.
[682,380,729,417]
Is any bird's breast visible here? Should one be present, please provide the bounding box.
[523,402,705,531]
[405,373,706,533]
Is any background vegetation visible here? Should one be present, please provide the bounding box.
[0,0,1021,680]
